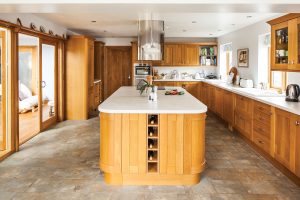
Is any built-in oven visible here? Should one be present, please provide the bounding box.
[134,64,151,76]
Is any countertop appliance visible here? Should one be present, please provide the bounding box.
[240,79,254,88]
[286,84,300,102]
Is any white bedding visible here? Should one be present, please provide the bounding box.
[19,95,38,113]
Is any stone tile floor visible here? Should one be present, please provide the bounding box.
[0,114,299,200]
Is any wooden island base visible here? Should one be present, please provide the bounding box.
[100,112,206,185]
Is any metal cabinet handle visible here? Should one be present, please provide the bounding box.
[292,60,295,65]
[41,81,46,88]
[296,121,300,126]
[128,75,131,79]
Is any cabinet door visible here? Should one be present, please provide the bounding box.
[234,112,252,140]
[173,45,185,66]
[100,113,122,173]
[214,87,223,117]
[183,114,206,174]
[160,114,184,174]
[274,109,297,172]
[161,44,174,66]
[182,82,199,98]
[223,91,234,124]
[184,45,199,66]
[207,85,215,111]
[271,21,289,70]
[122,114,147,174]
[295,116,300,177]
[288,17,300,70]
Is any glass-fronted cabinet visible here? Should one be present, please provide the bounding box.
[269,14,300,71]
[275,27,288,65]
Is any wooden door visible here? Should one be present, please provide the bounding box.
[104,46,132,99]
[223,91,234,125]
[274,109,297,172]
[214,87,223,117]
[160,114,184,174]
[122,114,147,174]
[184,45,199,66]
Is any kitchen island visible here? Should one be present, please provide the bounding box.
[98,86,207,185]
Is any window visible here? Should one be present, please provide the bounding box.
[258,33,286,90]
[220,43,232,80]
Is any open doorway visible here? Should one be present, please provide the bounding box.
[18,34,40,144]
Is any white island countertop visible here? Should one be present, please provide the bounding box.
[98,86,207,114]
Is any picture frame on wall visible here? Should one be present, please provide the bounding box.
[237,48,249,67]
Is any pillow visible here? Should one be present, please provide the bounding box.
[19,82,32,101]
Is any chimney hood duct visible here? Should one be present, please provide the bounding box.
[138,20,164,61]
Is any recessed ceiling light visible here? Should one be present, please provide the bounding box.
[217,29,222,32]
[231,24,235,26]
[192,21,197,24]
[182,29,187,32]
[91,20,96,23]
[247,15,252,18]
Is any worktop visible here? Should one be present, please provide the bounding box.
[203,80,300,116]
[98,86,207,114]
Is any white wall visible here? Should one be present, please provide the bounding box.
[0,13,67,36]
[218,18,300,87]
[218,20,270,86]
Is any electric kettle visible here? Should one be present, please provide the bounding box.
[286,84,300,102]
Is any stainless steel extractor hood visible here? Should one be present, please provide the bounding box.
[138,20,164,61]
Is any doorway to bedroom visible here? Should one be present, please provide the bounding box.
[18,34,58,144]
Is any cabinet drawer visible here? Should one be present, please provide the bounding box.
[253,131,270,154]
[253,120,270,139]
[253,110,271,126]
[254,101,271,115]
[235,95,252,115]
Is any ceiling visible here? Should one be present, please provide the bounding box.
[35,13,278,38]
[0,1,299,38]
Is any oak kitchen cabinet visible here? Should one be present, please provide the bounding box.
[222,90,235,125]
[131,42,203,66]
[66,35,95,120]
[274,108,299,174]
[268,14,300,71]
[214,87,223,118]
[234,95,253,140]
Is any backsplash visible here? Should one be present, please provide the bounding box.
[152,66,217,78]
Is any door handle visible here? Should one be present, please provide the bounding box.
[296,121,299,126]
[128,75,131,79]
[41,81,46,88]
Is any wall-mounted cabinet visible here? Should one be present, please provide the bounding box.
[131,42,217,67]
[268,14,300,71]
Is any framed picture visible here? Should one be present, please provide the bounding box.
[237,48,249,67]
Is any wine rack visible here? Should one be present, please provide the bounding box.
[147,114,159,173]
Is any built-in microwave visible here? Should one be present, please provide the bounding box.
[134,64,151,76]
